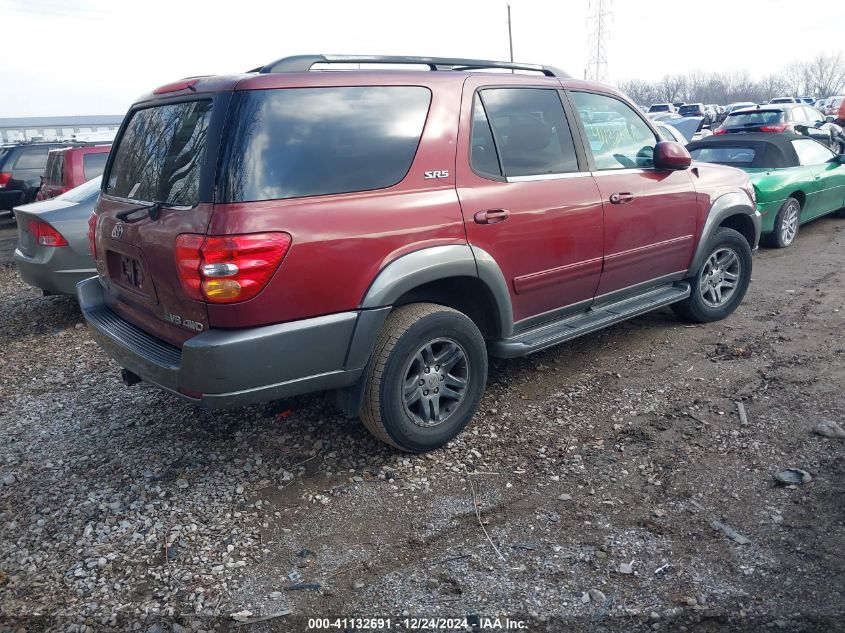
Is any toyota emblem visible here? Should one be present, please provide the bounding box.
[111,224,124,240]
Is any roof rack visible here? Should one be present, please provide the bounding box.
[253,54,569,78]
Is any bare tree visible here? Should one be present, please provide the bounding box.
[806,53,845,98]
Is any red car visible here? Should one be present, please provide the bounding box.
[38,144,111,201]
[79,55,761,452]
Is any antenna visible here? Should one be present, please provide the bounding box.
[507,4,514,63]
[586,0,612,83]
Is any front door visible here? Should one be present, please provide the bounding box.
[791,138,845,218]
[568,90,700,298]
[456,80,604,327]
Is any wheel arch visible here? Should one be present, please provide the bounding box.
[686,191,760,277]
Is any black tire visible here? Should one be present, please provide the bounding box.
[672,227,752,323]
[360,303,487,453]
[762,197,801,248]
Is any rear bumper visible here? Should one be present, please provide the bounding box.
[0,189,25,212]
[14,246,95,295]
[77,277,386,408]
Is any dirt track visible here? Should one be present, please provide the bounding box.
[0,212,843,632]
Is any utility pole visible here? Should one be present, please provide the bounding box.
[586,0,612,83]
[507,4,515,62]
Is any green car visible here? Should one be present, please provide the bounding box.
[687,133,845,247]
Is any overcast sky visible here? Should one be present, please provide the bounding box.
[0,0,841,117]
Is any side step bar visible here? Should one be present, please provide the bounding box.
[490,282,691,359]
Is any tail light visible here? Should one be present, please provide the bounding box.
[87,213,97,258]
[0,172,11,189]
[713,127,727,135]
[175,232,292,304]
[29,219,68,247]
[759,123,791,133]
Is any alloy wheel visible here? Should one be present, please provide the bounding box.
[402,338,469,428]
[780,200,800,246]
[698,247,742,308]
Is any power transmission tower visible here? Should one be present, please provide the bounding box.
[586,0,612,83]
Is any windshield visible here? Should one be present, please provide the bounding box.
[58,175,102,202]
[725,110,783,126]
[105,100,212,206]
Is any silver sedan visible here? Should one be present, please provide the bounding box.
[13,176,100,296]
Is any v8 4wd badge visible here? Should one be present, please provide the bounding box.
[164,312,204,332]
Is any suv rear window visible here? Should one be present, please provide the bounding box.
[45,152,64,185]
[678,105,702,116]
[218,87,431,202]
[83,152,108,181]
[105,100,212,206]
[13,148,50,170]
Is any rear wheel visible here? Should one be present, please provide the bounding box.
[763,197,801,248]
[360,303,487,453]
[672,227,752,323]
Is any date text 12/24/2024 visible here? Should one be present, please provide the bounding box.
[307,617,529,630]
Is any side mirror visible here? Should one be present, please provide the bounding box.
[838,154,845,164]
[653,141,691,170]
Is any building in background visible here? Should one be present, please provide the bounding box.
[0,115,123,143]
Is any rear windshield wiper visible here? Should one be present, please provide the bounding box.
[115,201,175,222]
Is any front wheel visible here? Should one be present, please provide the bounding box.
[672,227,752,323]
[360,303,488,453]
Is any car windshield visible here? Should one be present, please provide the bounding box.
[725,110,783,126]
[58,175,102,202]
[690,146,757,166]
[105,100,212,206]
[678,105,701,115]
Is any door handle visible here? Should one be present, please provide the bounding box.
[474,209,511,224]
[609,192,635,205]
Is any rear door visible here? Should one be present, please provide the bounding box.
[456,79,604,327]
[568,90,699,298]
[95,98,217,346]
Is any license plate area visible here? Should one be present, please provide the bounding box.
[104,245,157,302]
[120,255,144,289]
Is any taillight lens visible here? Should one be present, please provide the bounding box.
[29,219,69,247]
[759,123,790,133]
[0,172,11,188]
[175,232,292,304]
[87,213,97,258]
[713,127,727,135]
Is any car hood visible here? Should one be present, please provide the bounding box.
[668,117,705,142]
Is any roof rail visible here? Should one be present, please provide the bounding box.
[253,54,569,78]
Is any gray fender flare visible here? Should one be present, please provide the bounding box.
[337,244,513,416]
[686,191,761,277]
[346,245,513,369]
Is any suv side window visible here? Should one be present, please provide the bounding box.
[472,88,579,178]
[83,152,109,181]
[792,139,835,165]
[570,91,657,170]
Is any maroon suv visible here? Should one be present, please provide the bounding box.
[79,55,761,452]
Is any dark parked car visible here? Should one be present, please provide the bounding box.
[714,104,845,153]
[14,176,100,295]
[80,54,760,452]
[38,144,111,200]
[0,141,80,215]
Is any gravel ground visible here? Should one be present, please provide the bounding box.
[0,213,844,633]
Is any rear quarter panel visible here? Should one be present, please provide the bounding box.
[747,168,813,231]
[205,78,466,329]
